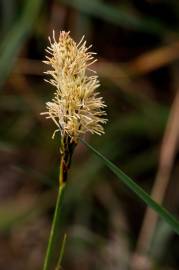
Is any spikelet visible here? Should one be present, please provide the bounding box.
[41,31,107,142]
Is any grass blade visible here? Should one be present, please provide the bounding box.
[82,139,179,235]
[55,234,67,270]
[0,0,43,87]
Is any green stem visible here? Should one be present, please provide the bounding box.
[55,234,67,270]
[43,156,65,270]
[43,136,75,270]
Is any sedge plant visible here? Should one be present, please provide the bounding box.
[41,31,107,270]
[41,30,179,270]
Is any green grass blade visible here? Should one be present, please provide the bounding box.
[1,0,16,35]
[82,140,179,235]
[55,234,67,270]
[0,0,43,88]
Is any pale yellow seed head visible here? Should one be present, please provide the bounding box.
[41,31,107,142]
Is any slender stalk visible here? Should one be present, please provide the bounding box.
[43,136,75,270]
[55,234,67,270]
[43,136,76,270]
[43,154,65,270]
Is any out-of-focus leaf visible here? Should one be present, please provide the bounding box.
[0,0,43,88]
[1,0,16,35]
[83,140,179,235]
[59,0,172,35]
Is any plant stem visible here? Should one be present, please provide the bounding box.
[43,136,75,270]
[55,233,67,270]
[43,155,65,270]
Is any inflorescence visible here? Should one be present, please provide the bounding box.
[41,31,107,142]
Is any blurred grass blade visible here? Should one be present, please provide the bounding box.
[0,0,42,88]
[59,0,171,35]
[82,140,179,235]
[1,0,16,35]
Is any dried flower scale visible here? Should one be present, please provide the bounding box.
[41,31,107,142]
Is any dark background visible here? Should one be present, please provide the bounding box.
[0,0,179,269]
